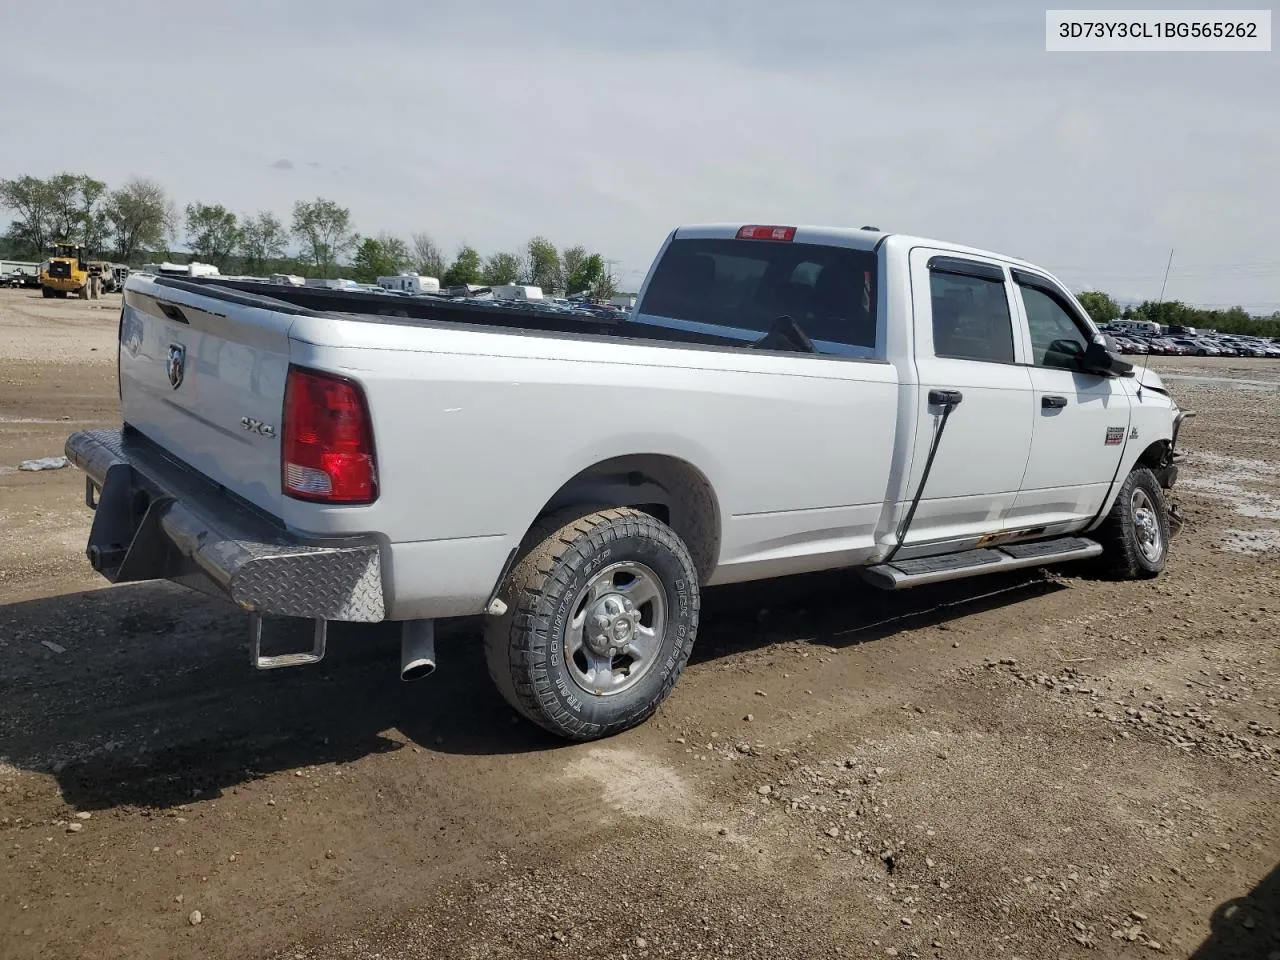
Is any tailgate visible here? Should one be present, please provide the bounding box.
[118,276,297,517]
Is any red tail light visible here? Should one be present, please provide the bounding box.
[282,366,378,504]
[737,225,796,241]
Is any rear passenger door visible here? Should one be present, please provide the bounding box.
[900,249,1035,553]
[1008,271,1132,528]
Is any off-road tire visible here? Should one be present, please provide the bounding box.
[484,506,700,741]
[1096,466,1170,579]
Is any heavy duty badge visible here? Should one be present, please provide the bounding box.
[1105,426,1125,445]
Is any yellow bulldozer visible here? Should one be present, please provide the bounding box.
[39,241,92,299]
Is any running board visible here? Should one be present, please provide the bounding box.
[860,537,1103,590]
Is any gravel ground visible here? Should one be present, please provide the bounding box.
[0,288,1276,960]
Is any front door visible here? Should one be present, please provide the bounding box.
[899,249,1036,554]
[1008,274,1131,529]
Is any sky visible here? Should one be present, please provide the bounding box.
[2,0,1277,309]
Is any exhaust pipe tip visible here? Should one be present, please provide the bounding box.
[400,619,437,682]
[401,659,437,682]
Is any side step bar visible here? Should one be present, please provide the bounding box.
[861,536,1103,590]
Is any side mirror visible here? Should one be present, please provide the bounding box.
[1082,339,1134,377]
[1044,338,1086,371]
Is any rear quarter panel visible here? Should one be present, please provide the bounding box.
[285,317,901,618]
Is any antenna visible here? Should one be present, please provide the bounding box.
[1138,247,1174,393]
[1156,247,1175,304]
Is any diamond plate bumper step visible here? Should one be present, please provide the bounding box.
[65,429,386,632]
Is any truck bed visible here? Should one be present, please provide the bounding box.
[154,276,752,351]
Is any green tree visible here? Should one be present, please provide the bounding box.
[185,203,241,270]
[525,235,562,292]
[565,251,604,295]
[590,260,619,300]
[351,232,412,283]
[0,175,55,256]
[0,173,108,255]
[1127,299,1195,329]
[1075,290,1120,325]
[238,211,289,275]
[78,177,109,254]
[46,172,86,242]
[442,245,483,286]
[291,197,354,278]
[481,250,523,286]
[561,245,587,288]
[104,177,175,263]
[412,232,447,279]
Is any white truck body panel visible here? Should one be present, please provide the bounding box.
[94,224,1182,622]
[118,277,293,517]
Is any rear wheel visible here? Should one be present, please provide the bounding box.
[41,287,53,298]
[1096,467,1169,579]
[484,506,700,741]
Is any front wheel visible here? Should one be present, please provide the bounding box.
[1096,467,1170,579]
[484,506,701,741]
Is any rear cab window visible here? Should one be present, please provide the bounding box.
[635,236,879,357]
[926,258,1016,364]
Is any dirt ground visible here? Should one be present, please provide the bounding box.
[0,287,1276,960]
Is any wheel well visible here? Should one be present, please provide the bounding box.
[534,455,721,582]
[1136,439,1172,470]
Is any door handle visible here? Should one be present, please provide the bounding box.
[928,389,964,407]
[1042,395,1068,409]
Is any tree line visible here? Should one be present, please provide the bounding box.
[1076,291,1279,337]
[4,172,1276,322]
[0,171,620,298]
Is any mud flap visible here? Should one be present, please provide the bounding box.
[85,462,179,583]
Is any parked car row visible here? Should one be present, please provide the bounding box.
[1102,326,1280,358]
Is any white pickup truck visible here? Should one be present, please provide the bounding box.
[67,223,1192,740]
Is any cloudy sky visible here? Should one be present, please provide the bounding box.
[2,0,1276,308]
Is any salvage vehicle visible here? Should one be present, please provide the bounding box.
[65,225,1192,740]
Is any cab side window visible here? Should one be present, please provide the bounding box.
[1019,284,1092,370]
[928,263,1015,364]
